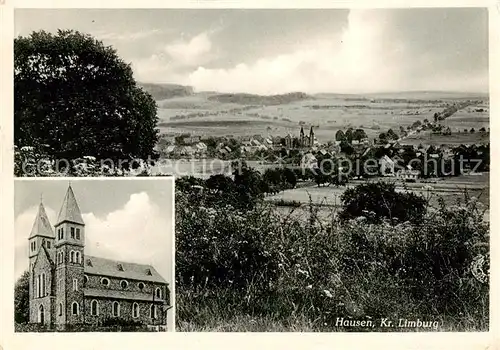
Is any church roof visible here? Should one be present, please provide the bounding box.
[84,288,168,303]
[56,185,84,226]
[84,256,167,284]
[29,202,54,239]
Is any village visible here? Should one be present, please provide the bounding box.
[154,99,489,186]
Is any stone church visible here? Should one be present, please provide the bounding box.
[28,184,170,330]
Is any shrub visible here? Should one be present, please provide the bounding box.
[176,182,489,331]
[339,182,427,224]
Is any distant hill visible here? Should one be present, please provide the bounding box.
[207,92,312,105]
[315,91,488,101]
[139,83,194,100]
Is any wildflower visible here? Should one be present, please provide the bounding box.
[323,290,333,298]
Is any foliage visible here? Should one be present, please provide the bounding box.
[339,182,427,224]
[176,184,489,331]
[14,271,30,324]
[14,30,159,162]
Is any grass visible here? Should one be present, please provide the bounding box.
[176,183,489,332]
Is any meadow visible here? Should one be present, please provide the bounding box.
[156,90,488,143]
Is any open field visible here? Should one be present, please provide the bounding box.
[154,90,489,143]
[401,130,489,146]
[266,172,490,221]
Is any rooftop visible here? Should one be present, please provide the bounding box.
[56,185,84,226]
[84,255,167,284]
[29,202,54,239]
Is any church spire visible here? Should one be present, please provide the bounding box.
[29,201,54,239]
[56,184,84,226]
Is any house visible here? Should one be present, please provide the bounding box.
[397,165,420,182]
[380,155,395,176]
[251,139,261,147]
[164,145,176,155]
[301,153,317,169]
[28,185,170,329]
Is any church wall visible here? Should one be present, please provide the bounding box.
[64,265,85,324]
[85,274,169,304]
[83,298,167,325]
[29,296,55,325]
[29,250,55,325]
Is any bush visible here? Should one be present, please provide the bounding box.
[176,184,489,331]
[339,182,427,224]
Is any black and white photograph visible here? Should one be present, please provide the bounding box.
[14,178,174,332]
[12,7,491,333]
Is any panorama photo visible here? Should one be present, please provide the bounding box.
[14,8,489,331]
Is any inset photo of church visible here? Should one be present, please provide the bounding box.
[14,178,174,332]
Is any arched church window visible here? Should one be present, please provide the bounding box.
[101,277,110,287]
[112,301,120,317]
[132,303,139,318]
[83,275,88,286]
[71,302,79,315]
[155,287,162,299]
[91,300,99,316]
[120,280,129,289]
[41,273,46,297]
[138,282,145,291]
[58,303,63,316]
[149,304,157,318]
[70,251,75,263]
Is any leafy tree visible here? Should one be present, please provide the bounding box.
[470,128,476,134]
[282,167,297,188]
[345,128,354,143]
[205,174,235,194]
[412,120,422,129]
[15,271,30,324]
[15,30,159,163]
[339,140,354,155]
[386,129,398,140]
[340,182,427,224]
[353,128,367,141]
[335,130,346,141]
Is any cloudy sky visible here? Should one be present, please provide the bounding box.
[15,8,488,94]
[14,179,174,290]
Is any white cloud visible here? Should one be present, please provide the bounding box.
[132,31,217,83]
[175,9,486,94]
[14,192,172,285]
[164,32,213,67]
[185,10,408,94]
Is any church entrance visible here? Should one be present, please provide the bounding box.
[38,304,44,324]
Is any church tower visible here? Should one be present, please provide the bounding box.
[28,200,55,324]
[300,126,305,147]
[54,184,86,327]
[28,201,55,271]
[309,126,315,147]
